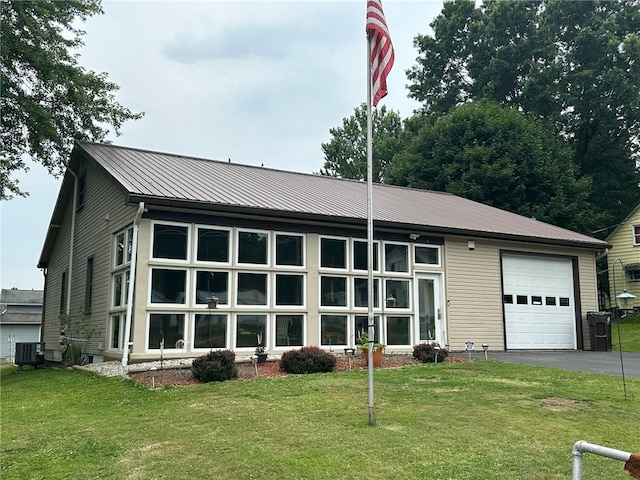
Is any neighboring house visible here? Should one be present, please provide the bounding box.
[606,202,640,312]
[0,288,43,361]
[38,141,609,364]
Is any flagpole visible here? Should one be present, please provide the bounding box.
[366,33,376,427]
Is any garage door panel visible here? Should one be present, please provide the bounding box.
[503,255,576,350]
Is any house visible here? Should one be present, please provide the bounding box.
[606,202,640,312]
[0,288,43,361]
[37,141,609,365]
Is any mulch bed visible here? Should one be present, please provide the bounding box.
[129,354,468,388]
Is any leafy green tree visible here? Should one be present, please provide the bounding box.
[1,0,143,200]
[407,0,640,233]
[388,101,594,232]
[319,103,403,182]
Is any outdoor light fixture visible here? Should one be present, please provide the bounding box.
[616,289,636,312]
[385,295,396,308]
[482,343,489,360]
[409,233,420,241]
[433,344,441,364]
[207,296,219,311]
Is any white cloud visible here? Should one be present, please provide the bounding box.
[1,0,443,290]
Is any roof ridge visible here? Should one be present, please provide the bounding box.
[76,140,454,197]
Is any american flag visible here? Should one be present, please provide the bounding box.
[366,0,394,106]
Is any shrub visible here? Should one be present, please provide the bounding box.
[280,346,337,374]
[412,343,449,364]
[191,350,238,382]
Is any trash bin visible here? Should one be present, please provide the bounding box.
[587,312,611,352]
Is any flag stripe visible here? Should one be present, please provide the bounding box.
[366,0,394,106]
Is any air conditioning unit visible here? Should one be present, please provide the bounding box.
[15,343,45,370]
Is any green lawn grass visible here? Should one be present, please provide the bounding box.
[612,312,640,352]
[2,361,638,480]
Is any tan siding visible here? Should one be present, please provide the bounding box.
[42,158,138,361]
[607,206,640,309]
[445,238,504,350]
[443,238,601,351]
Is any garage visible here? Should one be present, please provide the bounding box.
[502,254,576,350]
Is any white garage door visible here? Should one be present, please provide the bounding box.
[0,325,41,360]
[502,255,576,350]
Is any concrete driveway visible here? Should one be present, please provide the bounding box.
[468,350,640,378]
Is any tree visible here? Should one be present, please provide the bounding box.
[1,0,143,200]
[319,103,403,182]
[388,101,594,232]
[407,0,640,233]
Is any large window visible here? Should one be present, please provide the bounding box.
[276,234,304,266]
[197,227,229,263]
[238,231,268,265]
[320,276,347,307]
[148,313,185,349]
[385,279,410,308]
[353,278,379,308]
[386,316,411,345]
[276,274,304,306]
[237,273,268,305]
[321,237,346,269]
[236,314,267,348]
[320,314,347,346]
[150,268,187,304]
[153,223,188,260]
[353,240,379,271]
[385,243,408,273]
[195,271,228,305]
[275,314,304,347]
[194,314,227,349]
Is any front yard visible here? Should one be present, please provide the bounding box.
[1,359,638,479]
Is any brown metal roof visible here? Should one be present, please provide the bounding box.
[75,141,607,249]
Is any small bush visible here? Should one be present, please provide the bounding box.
[191,350,238,382]
[412,343,448,364]
[280,346,337,374]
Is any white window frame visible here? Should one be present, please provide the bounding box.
[108,314,124,351]
[145,312,188,353]
[150,220,191,263]
[352,276,381,310]
[383,241,411,275]
[272,313,306,350]
[273,272,307,309]
[236,229,271,267]
[148,267,189,306]
[384,314,413,347]
[413,244,441,268]
[633,224,640,246]
[274,231,306,269]
[384,278,413,311]
[319,235,349,271]
[191,312,230,352]
[319,274,349,310]
[351,239,381,273]
[193,269,230,308]
[234,271,269,309]
[194,224,232,266]
[319,313,349,347]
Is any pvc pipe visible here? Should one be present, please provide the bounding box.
[572,440,631,480]
[121,202,145,367]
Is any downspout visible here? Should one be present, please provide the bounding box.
[66,169,78,317]
[121,202,145,367]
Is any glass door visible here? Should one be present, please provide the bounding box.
[415,273,444,346]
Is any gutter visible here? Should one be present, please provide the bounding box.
[121,202,145,367]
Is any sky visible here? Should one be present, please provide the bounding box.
[0,0,443,291]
